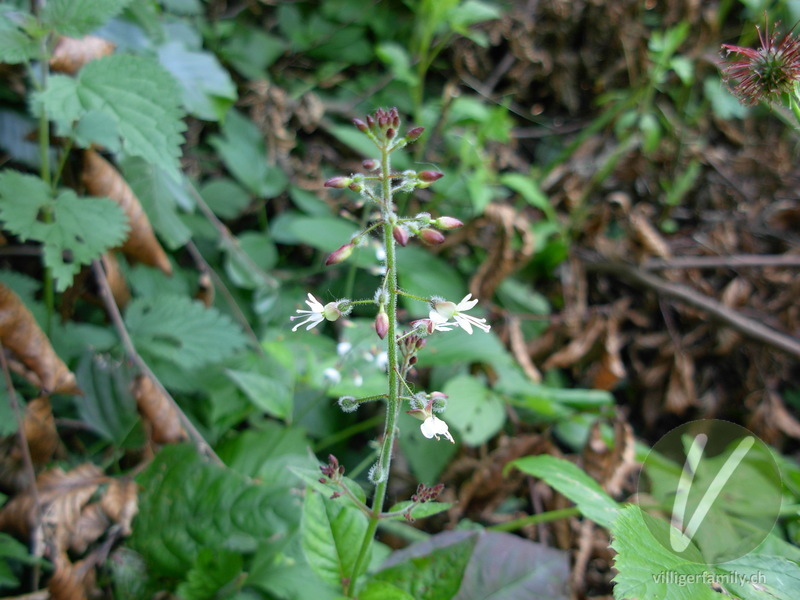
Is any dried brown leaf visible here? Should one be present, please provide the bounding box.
[664,352,696,414]
[82,149,172,275]
[543,315,605,369]
[0,283,80,394]
[24,396,60,465]
[69,503,109,554]
[101,252,131,309]
[49,553,94,600]
[630,205,672,260]
[132,374,187,444]
[49,35,115,74]
[99,477,138,535]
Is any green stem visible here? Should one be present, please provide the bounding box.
[487,507,580,532]
[36,35,54,333]
[345,143,400,597]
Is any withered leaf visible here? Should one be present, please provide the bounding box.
[101,251,131,309]
[82,149,172,276]
[50,35,115,75]
[0,283,80,395]
[132,374,187,445]
[49,552,95,600]
[100,477,138,536]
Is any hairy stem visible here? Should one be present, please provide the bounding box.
[345,143,400,596]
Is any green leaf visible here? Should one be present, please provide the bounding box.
[130,445,296,578]
[74,110,121,152]
[301,488,371,590]
[359,581,415,600]
[499,173,556,220]
[42,0,133,37]
[0,532,39,588]
[371,531,477,599]
[157,42,237,121]
[225,369,292,421]
[175,548,243,600]
[125,294,248,370]
[279,215,359,251]
[217,423,311,479]
[442,375,505,446]
[396,247,465,317]
[209,109,288,197]
[717,554,800,600]
[120,156,193,249]
[200,177,252,219]
[218,26,286,79]
[506,455,620,529]
[376,42,417,86]
[35,54,186,178]
[611,505,717,600]
[0,8,37,64]
[223,232,278,290]
[0,171,129,291]
[385,501,452,521]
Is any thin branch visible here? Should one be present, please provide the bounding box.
[0,342,43,589]
[641,254,800,271]
[584,258,800,359]
[91,260,223,465]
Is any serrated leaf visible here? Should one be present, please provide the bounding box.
[225,369,292,421]
[130,445,296,578]
[0,170,129,291]
[0,8,38,64]
[120,156,193,249]
[611,505,717,600]
[42,0,134,38]
[302,489,371,590]
[289,466,367,506]
[124,294,248,370]
[359,581,415,600]
[506,455,620,529]
[157,41,237,121]
[717,554,800,600]
[175,548,243,600]
[35,54,186,178]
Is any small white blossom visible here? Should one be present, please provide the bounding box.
[420,415,454,443]
[290,294,342,331]
[336,342,352,356]
[322,367,341,385]
[429,293,491,334]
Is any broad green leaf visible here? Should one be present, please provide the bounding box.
[223,232,278,290]
[36,55,186,178]
[0,532,39,588]
[301,489,371,590]
[74,353,143,447]
[718,554,800,600]
[200,178,251,219]
[418,327,512,368]
[208,109,288,197]
[359,581,415,600]
[216,422,311,479]
[0,171,129,291]
[175,548,243,600]
[42,0,133,37]
[0,8,37,64]
[442,374,505,446]
[499,172,556,219]
[218,25,285,79]
[507,455,620,529]
[225,369,292,421]
[396,247,465,317]
[376,42,417,85]
[74,110,121,152]
[157,41,237,121]
[161,0,203,15]
[120,156,193,249]
[453,531,569,600]
[130,445,297,578]
[372,531,477,599]
[125,294,248,370]
[611,505,716,600]
[281,216,359,252]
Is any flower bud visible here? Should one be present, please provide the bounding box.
[362,159,379,171]
[354,118,368,132]
[406,408,428,421]
[374,311,389,340]
[324,176,352,189]
[434,216,463,230]
[419,228,445,245]
[325,243,354,266]
[393,225,409,247]
[418,170,444,183]
[322,302,342,322]
[338,395,359,413]
[405,126,424,141]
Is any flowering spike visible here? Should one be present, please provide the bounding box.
[325,243,355,266]
[419,228,445,245]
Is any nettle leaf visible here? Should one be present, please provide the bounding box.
[36,54,186,178]
[157,41,237,121]
[175,548,243,600]
[507,455,620,529]
[42,0,134,38]
[130,444,296,579]
[0,170,129,291]
[302,489,371,591]
[0,8,38,64]
[124,294,248,370]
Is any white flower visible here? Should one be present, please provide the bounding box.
[420,415,454,443]
[336,342,352,356]
[322,367,341,385]
[290,293,341,331]
[429,293,491,334]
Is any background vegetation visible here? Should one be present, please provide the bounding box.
[0,0,799,598]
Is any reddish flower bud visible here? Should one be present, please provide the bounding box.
[353,118,368,132]
[419,228,445,245]
[325,243,355,266]
[393,225,409,247]
[366,115,375,128]
[434,216,463,230]
[386,127,396,139]
[324,176,352,189]
[419,170,444,183]
[362,159,379,171]
[405,126,424,141]
[375,311,389,339]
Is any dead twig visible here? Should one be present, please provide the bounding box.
[584,258,800,359]
[91,260,223,465]
[642,254,800,271]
